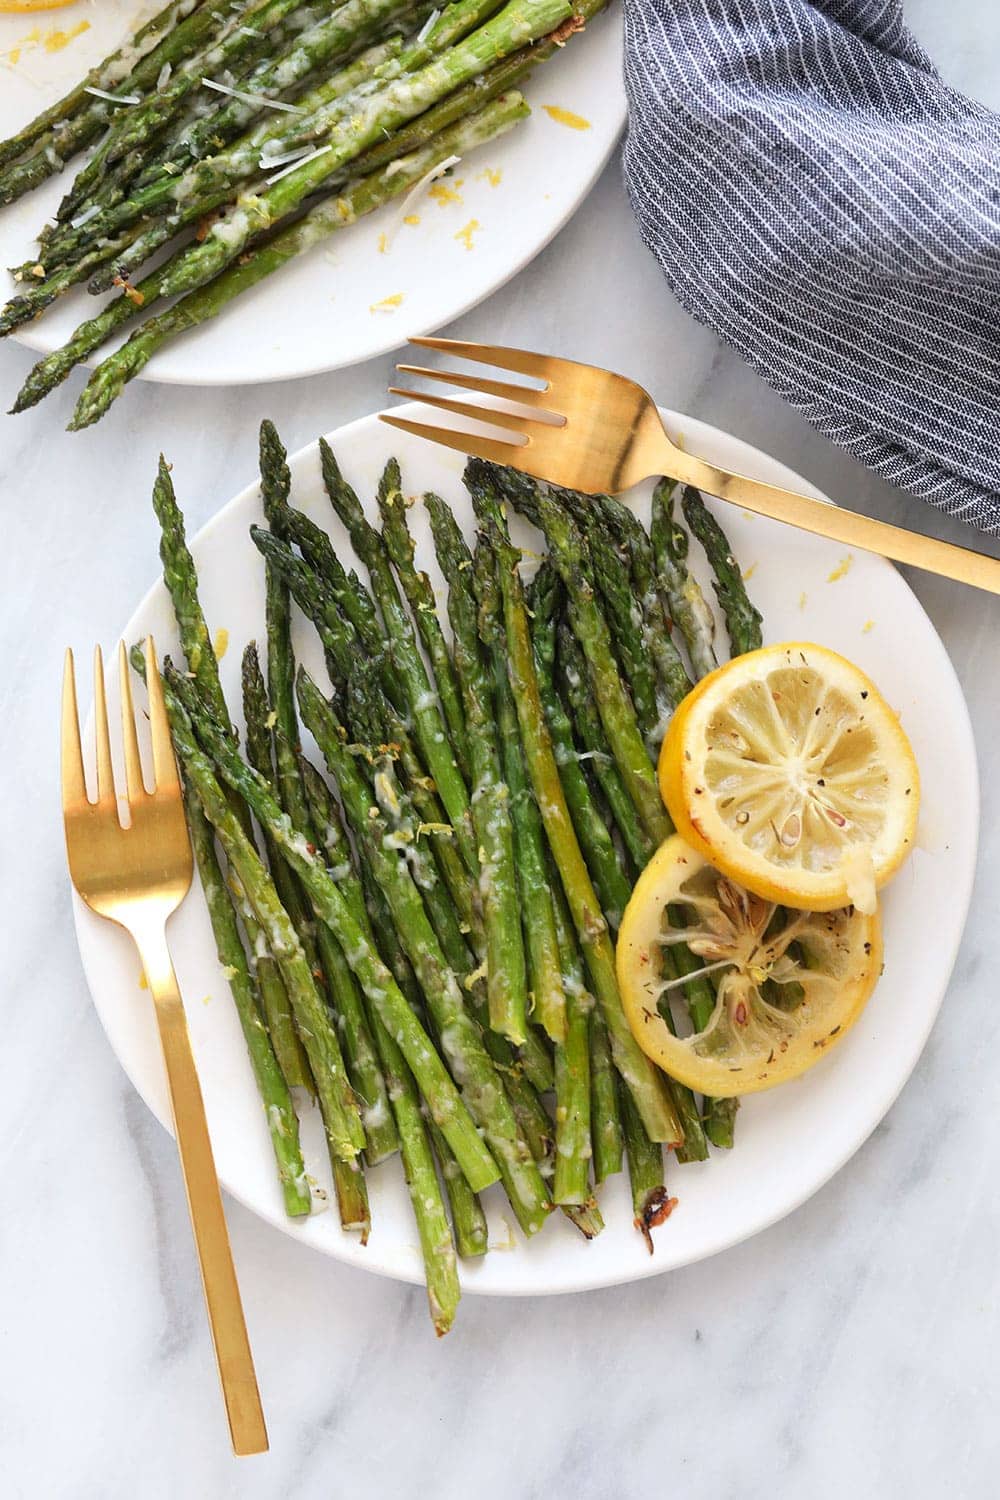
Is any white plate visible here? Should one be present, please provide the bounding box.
[73,406,977,1296]
[0,4,623,385]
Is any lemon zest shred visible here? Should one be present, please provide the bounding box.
[542,104,591,131]
[429,179,463,207]
[43,15,86,46]
[827,554,854,583]
[2,14,88,60]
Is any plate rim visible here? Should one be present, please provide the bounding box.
[73,405,980,1295]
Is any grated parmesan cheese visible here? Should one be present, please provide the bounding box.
[265,143,330,184]
[201,77,305,113]
[379,153,461,251]
[69,204,101,229]
[258,143,314,172]
[84,86,140,104]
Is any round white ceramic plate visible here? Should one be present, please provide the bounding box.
[73,405,977,1296]
[0,3,623,386]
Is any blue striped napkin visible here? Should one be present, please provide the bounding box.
[622,0,1000,532]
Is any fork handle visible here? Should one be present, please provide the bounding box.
[663,444,1000,594]
[134,919,268,1456]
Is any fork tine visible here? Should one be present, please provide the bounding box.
[61,648,88,810]
[145,636,180,792]
[92,645,116,807]
[409,336,555,381]
[118,640,146,804]
[394,364,554,409]
[387,387,556,434]
[379,413,522,467]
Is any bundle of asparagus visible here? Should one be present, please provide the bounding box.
[0,0,605,425]
[139,421,764,1332]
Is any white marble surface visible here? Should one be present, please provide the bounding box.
[2,4,1000,1495]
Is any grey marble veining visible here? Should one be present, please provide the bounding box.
[2,4,999,1495]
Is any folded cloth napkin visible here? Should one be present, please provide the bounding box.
[622,0,1000,532]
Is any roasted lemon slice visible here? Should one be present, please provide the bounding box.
[0,1,82,11]
[617,836,882,1096]
[658,642,919,913]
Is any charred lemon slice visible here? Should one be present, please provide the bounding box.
[617,835,882,1096]
[658,642,919,913]
[0,1,82,11]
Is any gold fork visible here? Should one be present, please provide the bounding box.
[383,337,1000,594]
[62,639,267,1457]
